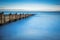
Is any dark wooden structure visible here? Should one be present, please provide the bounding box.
[0,12,34,25]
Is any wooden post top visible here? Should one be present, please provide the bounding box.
[0,12,4,14]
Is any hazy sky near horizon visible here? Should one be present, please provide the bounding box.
[0,0,60,11]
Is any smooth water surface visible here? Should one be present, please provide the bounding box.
[0,12,60,40]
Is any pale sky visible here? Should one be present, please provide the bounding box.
[0,0,60,11]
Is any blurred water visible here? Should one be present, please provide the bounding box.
[0,12,60,40]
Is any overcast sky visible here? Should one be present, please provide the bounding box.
[0,0,60,11]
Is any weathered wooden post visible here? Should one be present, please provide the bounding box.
[13,14,15,21]
[0,12,5,25]
[0,13,2,25]
[14,13,17,21]
[11,14,14,21]
[19,14,21,19]
[21,14,25,19]
[9,13,12,22]
[15,13,20,20]
[17,14,20,19]
[16,13,20,20]
[25,14,29,17]
[5,14,10,23]
[23,13,25,18]
[12,14,15,21]
[24,14,26,18]
[15,13,18,20]
[19,14,20,19]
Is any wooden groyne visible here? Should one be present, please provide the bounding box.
[0,12,34,25]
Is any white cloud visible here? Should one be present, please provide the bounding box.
[0,3,60,11]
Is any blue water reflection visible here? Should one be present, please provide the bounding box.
[0,12,60,40]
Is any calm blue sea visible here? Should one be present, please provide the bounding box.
[0,11,60,40]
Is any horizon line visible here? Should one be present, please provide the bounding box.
[0,9,60,11]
